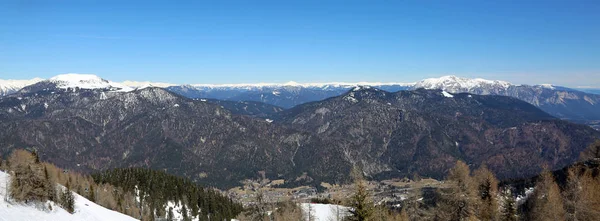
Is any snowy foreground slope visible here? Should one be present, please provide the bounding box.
[0,171,138,221]
[301,203,350,221]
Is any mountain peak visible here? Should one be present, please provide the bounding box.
[47,73,132,91]
[414,75,512,93]
[49,73,104,82]
[0,77,44,96]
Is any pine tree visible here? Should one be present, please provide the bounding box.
[60,181,75,213]
[167,207,174,221]
[347,167,374,221]
[182,204,190,221]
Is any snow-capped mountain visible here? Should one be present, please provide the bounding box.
[410,76,600,123]
[2,83,597,187]
[3,73,600,124]
[11,74,135,95]
[187,81,413,89]
[166,82,413,108]
[0,78,44,96]
[46,73,133,91]
[413,75,512,94]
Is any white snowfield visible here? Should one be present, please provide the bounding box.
[414,75,512,91]
[0,78,44,96]
[49,73,134,92]
[301,203,350,221]
[0,171,138,221]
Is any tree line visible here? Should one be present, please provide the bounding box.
[1,149,243,221]
[92,167,243,221]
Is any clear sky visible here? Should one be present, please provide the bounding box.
[1,0,599,87]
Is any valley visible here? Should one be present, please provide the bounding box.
[3,2,599,220]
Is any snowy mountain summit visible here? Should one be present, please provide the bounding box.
[48,73,133,91]
[413,75,512,93]
[0,78,44,96]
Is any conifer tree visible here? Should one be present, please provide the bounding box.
[9,150,52,203]
[529,169,565,221]
[43,165,56,202]
[499,188,517,221]
[89,184,96,203]
[347,167,374,221]
[60,181,75,213]
[563,166,600,221]
[436,160,477,221]
[473,165,499,220]
[182,204,190,221]
[167,207,174,221]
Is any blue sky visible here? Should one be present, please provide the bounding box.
[1,0,599,87]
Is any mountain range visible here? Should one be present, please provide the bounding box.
[2,74,599,129]
[0,74,598,188]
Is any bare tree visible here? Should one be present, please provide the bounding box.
[529,169,565,221]
[436,160,477,221]
[8,150,54,203]
[563,166,600,221]
[245,190,268,221]
[273,200,305,221]
[580,139,600,160]
[306,202,314,221]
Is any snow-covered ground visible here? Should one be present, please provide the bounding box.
[301,203,350,221]
[0,170,138,221]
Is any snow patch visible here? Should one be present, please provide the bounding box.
[345,96,358,103]
[48,74,133,92]
[442,91,454,98]
[301,203,350,221]
[265,119,274,123]
[415,75,511,92]
[538,84,555,89]
[517,187,535,205]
